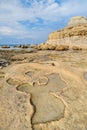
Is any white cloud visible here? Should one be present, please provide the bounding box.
[0,0,87,23]
[59,0,87,16]
[0,27,13,35]
[0,0,87,43]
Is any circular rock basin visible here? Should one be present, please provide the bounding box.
[6,78,20,85]
[25,71,48,85]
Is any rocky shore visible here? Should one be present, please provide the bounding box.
[0,48,87,130]
[0,16,87,130]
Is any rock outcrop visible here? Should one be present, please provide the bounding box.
[46,16,87,48]
[67,16,87,27]
[0,49,87,130]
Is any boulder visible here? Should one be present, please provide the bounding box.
[48,44,57,50]
[0,59,10,68]
[21,45,29,48]
[1,45,10,48]
[14,45,22,48]
[37,43,57,50]
[37,43,48,50]
[72,46,82,50]
[55,45,69,51]
[30,44,37,49]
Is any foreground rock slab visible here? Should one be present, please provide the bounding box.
[0,50,87,130]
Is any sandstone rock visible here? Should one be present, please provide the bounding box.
[37,43,57,50]
[14,45,22,48]
[14,44,29,48]
[0,86,33,130]
[72,46,82,50]
[37,43,48,50]
[30,44,37,49]
[46,16,87,48]
[55,45,69,51]
[67,16,87,27]
[21,45,29,48]
[0,49,87,130]
[1,45,10,48]
[48,44,57,50]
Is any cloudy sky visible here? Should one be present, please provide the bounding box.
[0,0,87,45]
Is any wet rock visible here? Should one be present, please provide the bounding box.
[1,45,10,48]
[14,45,22,48]
[0,59,10,68]
[21,45,29,48]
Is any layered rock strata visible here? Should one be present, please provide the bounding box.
[46,16,87,47]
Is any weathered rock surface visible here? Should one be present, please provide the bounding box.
[1,45,10,48]
[0,16,87,130]
[0,49,87,130]
[67,16,87,27]
[0,85,33,130]
[0,60,10,68]
[46,16,87,48]
[55,45,69,51]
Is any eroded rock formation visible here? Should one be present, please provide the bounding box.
[0,49,87,130]
[46,16,87,47]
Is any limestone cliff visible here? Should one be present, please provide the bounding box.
[46,16,87,47]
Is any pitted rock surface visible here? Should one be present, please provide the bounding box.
[0,49,87,130]
[67,16,87,27]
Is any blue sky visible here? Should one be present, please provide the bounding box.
[0,0,87,45]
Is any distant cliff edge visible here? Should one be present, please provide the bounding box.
[46,16,87,47]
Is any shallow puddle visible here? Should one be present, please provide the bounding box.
[17,73,66,124]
